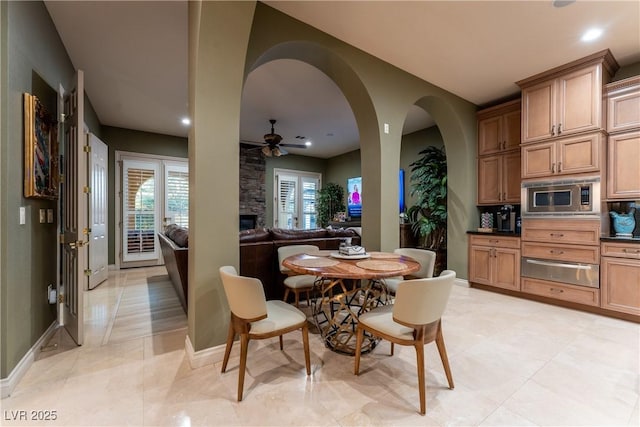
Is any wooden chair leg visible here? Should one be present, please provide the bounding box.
[435,326,454,389]
[221,322,235,373]
[354,325,365,375]
[237,334,249,401]
[294,290,300,307]
[390,342,395,356]
[283,288,290,304]
[279,335,283,351]
[415,343,426,415]
[301,324,311,375]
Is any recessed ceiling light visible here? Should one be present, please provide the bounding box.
[581,28,603,42]
[552,0,575,8]
[305,141,312,147]
[181,117,191,126]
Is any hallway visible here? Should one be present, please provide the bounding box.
[1,267,638,426]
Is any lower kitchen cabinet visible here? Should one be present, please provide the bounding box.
[468,235,520,291]
[601,242,640,316]
[521,277,600,306]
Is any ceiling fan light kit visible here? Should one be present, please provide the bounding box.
[243,119,308,157]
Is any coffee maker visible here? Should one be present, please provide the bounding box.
[498,204,516,232]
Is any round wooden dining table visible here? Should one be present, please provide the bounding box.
[282,250,420,355]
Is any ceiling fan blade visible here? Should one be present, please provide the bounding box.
[240,139,265,146]
[278,147,289,156]
[279,143,307,148]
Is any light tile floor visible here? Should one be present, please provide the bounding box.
[1,266,639,426]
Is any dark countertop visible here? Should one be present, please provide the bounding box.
[467,230,520,237]
[601,236,640,244]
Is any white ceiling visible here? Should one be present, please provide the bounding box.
[45,1,640,159]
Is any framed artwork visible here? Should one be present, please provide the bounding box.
[24,93,59,199]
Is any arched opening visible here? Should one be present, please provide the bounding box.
[239,58,359,230]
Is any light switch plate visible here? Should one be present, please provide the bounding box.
[19,207,26,225]
[47,209,54,223]
[39,209,46,223]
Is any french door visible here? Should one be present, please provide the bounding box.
[118,154,188,267]
[274,169,321,229]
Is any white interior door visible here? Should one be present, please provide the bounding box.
[88,133,108,289]
[61,70,87,345]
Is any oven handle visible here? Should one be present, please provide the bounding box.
[525,259,592,270]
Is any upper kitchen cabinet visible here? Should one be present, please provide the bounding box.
[605,76,640,200]
[517,50,619,144]
[605,76,640,134]
[521,131,604,179]
[477,99,521,156]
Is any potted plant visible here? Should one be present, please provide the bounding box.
[316,183,345,228]
[406,146,447,251]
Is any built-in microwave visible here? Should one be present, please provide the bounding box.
[522,177,600,216]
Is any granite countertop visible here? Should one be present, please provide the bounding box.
[467,230,521,237]
[600,236,640,244]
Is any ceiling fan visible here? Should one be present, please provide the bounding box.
[241,119,308,157]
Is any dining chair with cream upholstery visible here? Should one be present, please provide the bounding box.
[384,248,436,294]
[219,266,311,401]
[354,270,456,415]
[278,244,321,307]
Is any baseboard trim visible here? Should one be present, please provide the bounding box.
[455,278,470,287]
[185,335,229,369]
[1,321,58,398]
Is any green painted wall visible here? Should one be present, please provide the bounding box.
[0,1,100,378]
[100,126,187,265]
[325,149,360,208]
[614,61,640,81]
[264,154,327,227]
[400,126,445,209]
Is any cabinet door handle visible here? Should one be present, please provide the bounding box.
[558,123,562,134]
[551,163,555,173]
[550,250,564,255]
[489,239,499,243]
[502,141,506,150]
[623,248,640,254]
[551,125,555,136]
[503,192,506,201]
[558,162,562,172]
[549,287,564,294]
[550,233,564,237]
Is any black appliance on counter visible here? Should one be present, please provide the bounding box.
[498,205,516,232]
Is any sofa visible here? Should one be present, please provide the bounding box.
[158,225,361,311]
[158,224,189,312]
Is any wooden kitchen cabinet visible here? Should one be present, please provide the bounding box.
[521,277,600,307]
[601,241,640,316]
[521,218,600,245]
[477,151,521,204]
[605,76,640,134]
[476,100,522,205]
[477,99,521,155]
[468,235,520,291]
[607,130,640,199]
[518,50,618,144]
[521,132,603,179]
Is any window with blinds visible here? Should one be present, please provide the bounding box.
[166,165,189,228]
[275,169,320,230]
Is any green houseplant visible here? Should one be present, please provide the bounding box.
[316,183,345,228]
[406,145,447,250]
